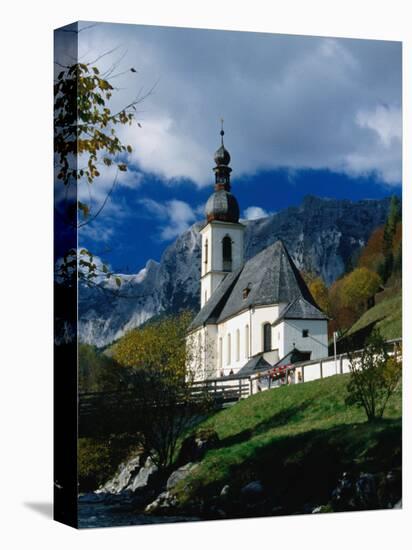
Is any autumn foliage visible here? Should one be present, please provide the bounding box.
[112,311,210,469]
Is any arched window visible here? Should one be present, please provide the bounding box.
[245,324,250,358]
[263,323,272,352]
[227,333,231,365]
[219,337,223,369]
[204,239,208,269]
[236,329,240,361]
[222,235,232,271]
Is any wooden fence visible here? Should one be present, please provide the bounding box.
[78,338,401,435]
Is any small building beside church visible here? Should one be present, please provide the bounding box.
[187,128,329,380]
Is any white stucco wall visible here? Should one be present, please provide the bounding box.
[282,319,328,360]
[186,324,219,380]
[212,304,288,376]
[188,312,329,380]
[200,221,245,308]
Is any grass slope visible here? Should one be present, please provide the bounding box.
[174,374,401,512]
[347,291,402,341]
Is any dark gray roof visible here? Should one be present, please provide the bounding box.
[276,296,328,323]
[273,348,312,367]
[234,354,271,376]
[188,240,324,332]
[187,268,242,332]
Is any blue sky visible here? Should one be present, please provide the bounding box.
[56,22,402,273]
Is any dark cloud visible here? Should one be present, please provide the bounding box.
[77,22,401,186]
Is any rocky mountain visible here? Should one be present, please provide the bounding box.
[79,195,390,347]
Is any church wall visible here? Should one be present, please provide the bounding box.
[201,221,244,274]
[215,304,286,376]
[250,305,280,358]
[200,221,244,308]
[216,310,250,376]
[186,327,205,381]
[204,324,219,378]
[282,319,328,360]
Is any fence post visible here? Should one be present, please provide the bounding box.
[320,360,323,379]
[249,377,253,396]
[339,355,343,374]
[238,378,242,399]
[301,365,304,383]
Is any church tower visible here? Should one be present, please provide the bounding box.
[200,123,245,308]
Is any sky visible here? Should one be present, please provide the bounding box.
[55,22,402,273]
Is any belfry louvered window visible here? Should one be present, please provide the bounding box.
[222,235,232,271]
[263,323,272,352]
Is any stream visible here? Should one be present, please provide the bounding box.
[78,494,200,529]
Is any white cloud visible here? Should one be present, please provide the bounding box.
[80,221,115,244]
[75,25,401,187]
[138,198,202,241]
[243,206,272,220]
[356,105,402,148]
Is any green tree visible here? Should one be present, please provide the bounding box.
[380,196,402,283]
[346,329,402,422]
[78,343,129,393]
[113,311,210,470]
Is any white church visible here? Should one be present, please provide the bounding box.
[187,128,328,380]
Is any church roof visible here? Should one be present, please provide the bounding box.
[275,296,328,323]
[188,240,326,332]
[205,189,240,223]
[188,267,242,331]
[232,354,271,376]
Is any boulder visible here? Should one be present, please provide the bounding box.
[126,456,159,492]
[96,454,143,495]
[240,480,265,503]
[145,491,178,514]
[177,428,219,465]
[220,485,230,499]
[166,463,196,491]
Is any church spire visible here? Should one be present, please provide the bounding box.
[205,122,240,223]
[213,119,232,191]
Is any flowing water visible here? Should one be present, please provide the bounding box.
[78,494,200,529]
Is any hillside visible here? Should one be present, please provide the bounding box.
[171,374,401,515]
[347,291,402,341]
[334,289,402,353]
[79,196,390,347]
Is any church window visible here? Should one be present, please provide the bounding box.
[302,329,309,338]
[222,235,232,271]
[242,283,251,299]
[263,323,272,352]
[245,324,250,358]
[227,333,231,365]
[204,239,208,267]
[236,329,240,361]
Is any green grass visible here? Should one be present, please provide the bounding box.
[347,291,402,340]
[173,374,401,512]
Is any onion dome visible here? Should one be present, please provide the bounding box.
[205,189,240,223]
[205,121,240,223]
[214,138,231,166]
